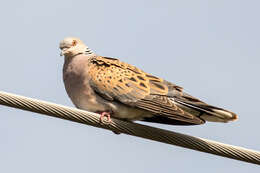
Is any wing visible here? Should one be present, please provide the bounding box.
[88,56,204,125]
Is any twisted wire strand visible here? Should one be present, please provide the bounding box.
[0,91,259,165]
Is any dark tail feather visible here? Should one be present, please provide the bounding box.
[173,94,238,123]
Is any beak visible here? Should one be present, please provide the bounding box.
[60,48,68,56]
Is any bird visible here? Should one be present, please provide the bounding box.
[59,37,238,126]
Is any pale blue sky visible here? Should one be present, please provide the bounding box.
[0,0,259,172]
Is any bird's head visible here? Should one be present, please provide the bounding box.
[59,37,94,57]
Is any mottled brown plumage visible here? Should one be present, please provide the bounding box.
[60,37,238,126]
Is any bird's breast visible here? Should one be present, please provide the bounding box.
[63,59,108,112]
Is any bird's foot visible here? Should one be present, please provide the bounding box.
[97,111,121,134]
[99,112,112,123]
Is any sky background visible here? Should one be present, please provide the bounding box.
[0,0,260,172]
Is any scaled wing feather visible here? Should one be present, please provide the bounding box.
[88,56,204,125]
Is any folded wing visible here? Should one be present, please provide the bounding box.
[88,56,237,125]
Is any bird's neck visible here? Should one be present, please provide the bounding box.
[84,47,94,55]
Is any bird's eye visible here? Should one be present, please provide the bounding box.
[72,40,77,46]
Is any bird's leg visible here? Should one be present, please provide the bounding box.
[99,111,112,123]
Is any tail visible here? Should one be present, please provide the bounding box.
[173,93,238,123]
